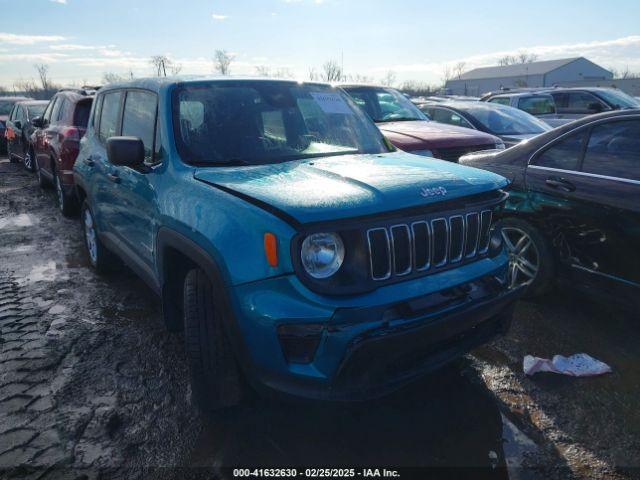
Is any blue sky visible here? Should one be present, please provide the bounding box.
[1,0,639,88]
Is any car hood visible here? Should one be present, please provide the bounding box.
[193,151,508,225]
[377,120,499,150]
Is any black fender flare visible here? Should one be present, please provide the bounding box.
[155,227,252,372]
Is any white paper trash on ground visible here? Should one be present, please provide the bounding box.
[523,353,612,377]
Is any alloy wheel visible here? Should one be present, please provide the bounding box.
[84,208,98,265]
[56,175,64,212]
[24,151,32,170]
[501,227,540,289]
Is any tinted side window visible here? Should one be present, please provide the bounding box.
[562,92,606,113]
[51,98,65,124]
[583,120,640,181]
[518,96,555,115]
[43,98,57,123]
[73,99,92,128]
[121,91,157,160]
[98,91,122,142]
[532,131,588,171]
[489,97,511,106]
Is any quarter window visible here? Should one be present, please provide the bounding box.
[428,107,474,129]
[122,91,157,160]
[583,120,640,181]
[98,91,122,143]
[532,131,588,171]
[51,98,65,124]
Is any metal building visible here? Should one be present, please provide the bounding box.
[445,57,613,96]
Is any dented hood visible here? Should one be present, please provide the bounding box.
[193,151,508,224]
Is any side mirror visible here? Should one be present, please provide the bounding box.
[106,136,145,168]
[32,116,43,128]
[588,102,603,113]
[14,120,22,130]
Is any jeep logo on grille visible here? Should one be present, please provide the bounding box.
[420,186,447,198]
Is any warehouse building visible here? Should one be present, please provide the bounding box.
[445,57,613,96]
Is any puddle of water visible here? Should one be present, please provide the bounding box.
[18,261,69,286]
[0,213,37,229]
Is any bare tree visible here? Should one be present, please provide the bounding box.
[347,73,374,84]
[441,65,453,86]
[308,67,319,81]
[499,52,538,66]
[517,52,538,64]
[399,80,439,97]
[255,66,294,78]
[150,55,171,76]
[380,70,397,87]
[169,62,183,75]
[321,59,343,82]
[498,55,517,66]
[453,61,467,79]
[35,64,51,91]
[102,72,125,84]
[213,50,234,76]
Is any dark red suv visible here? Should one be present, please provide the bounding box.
[32,88,95,216]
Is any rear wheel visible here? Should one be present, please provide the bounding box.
[36,159,50,188]
[499,217,555,297]
[183,268,243,411]
[24,147,35,172]
[55,174,77,217]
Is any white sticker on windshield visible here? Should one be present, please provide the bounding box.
[309,92,353,115]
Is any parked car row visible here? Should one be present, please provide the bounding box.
[5,77,638,411]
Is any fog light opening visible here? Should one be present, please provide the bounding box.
[277,324,324,364]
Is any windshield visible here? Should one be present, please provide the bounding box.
[342,87,428,123]
[595,89,640,109]
[27,104,47,119]
[0,101,16,116]
[465,104,551,135]
[172,81,390,166]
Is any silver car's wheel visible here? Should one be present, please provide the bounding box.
[84,208,98,266]
[502,227,540,289]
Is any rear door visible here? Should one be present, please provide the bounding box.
[34,97,57,170]
[551,91,610,121]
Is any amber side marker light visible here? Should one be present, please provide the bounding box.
[264,232,278,267]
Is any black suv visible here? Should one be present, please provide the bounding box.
[5,100,48,170]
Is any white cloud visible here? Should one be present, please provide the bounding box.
[211,14,228,20]
[50,0,68,3]
[0,32,66,45]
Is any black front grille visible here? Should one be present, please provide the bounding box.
[367,210,493,281]
[432,144,495,162]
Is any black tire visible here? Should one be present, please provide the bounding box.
[36,159,50,188]
[24,146,36,172]
[80,200,119,273]
[498,217,555,298]
[55,173,78,217]
[183,268,243,411]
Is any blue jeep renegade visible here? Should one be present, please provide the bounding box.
[73,77,520,409]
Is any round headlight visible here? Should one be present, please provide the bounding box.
[300,233,345,279]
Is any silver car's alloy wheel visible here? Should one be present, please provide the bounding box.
[502,227,540,289]
[84,209,98,265]
[56,175,64,211]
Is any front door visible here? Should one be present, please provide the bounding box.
[525,118,640,297]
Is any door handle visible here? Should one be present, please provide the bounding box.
[107,172,120,184]
[545,177,575,192]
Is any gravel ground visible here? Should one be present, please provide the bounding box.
[0,156,638,479]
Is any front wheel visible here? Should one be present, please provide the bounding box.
[81,201,118,273]
[24,147,35,172]
[183,268,243,411]
[499,217,555,297]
